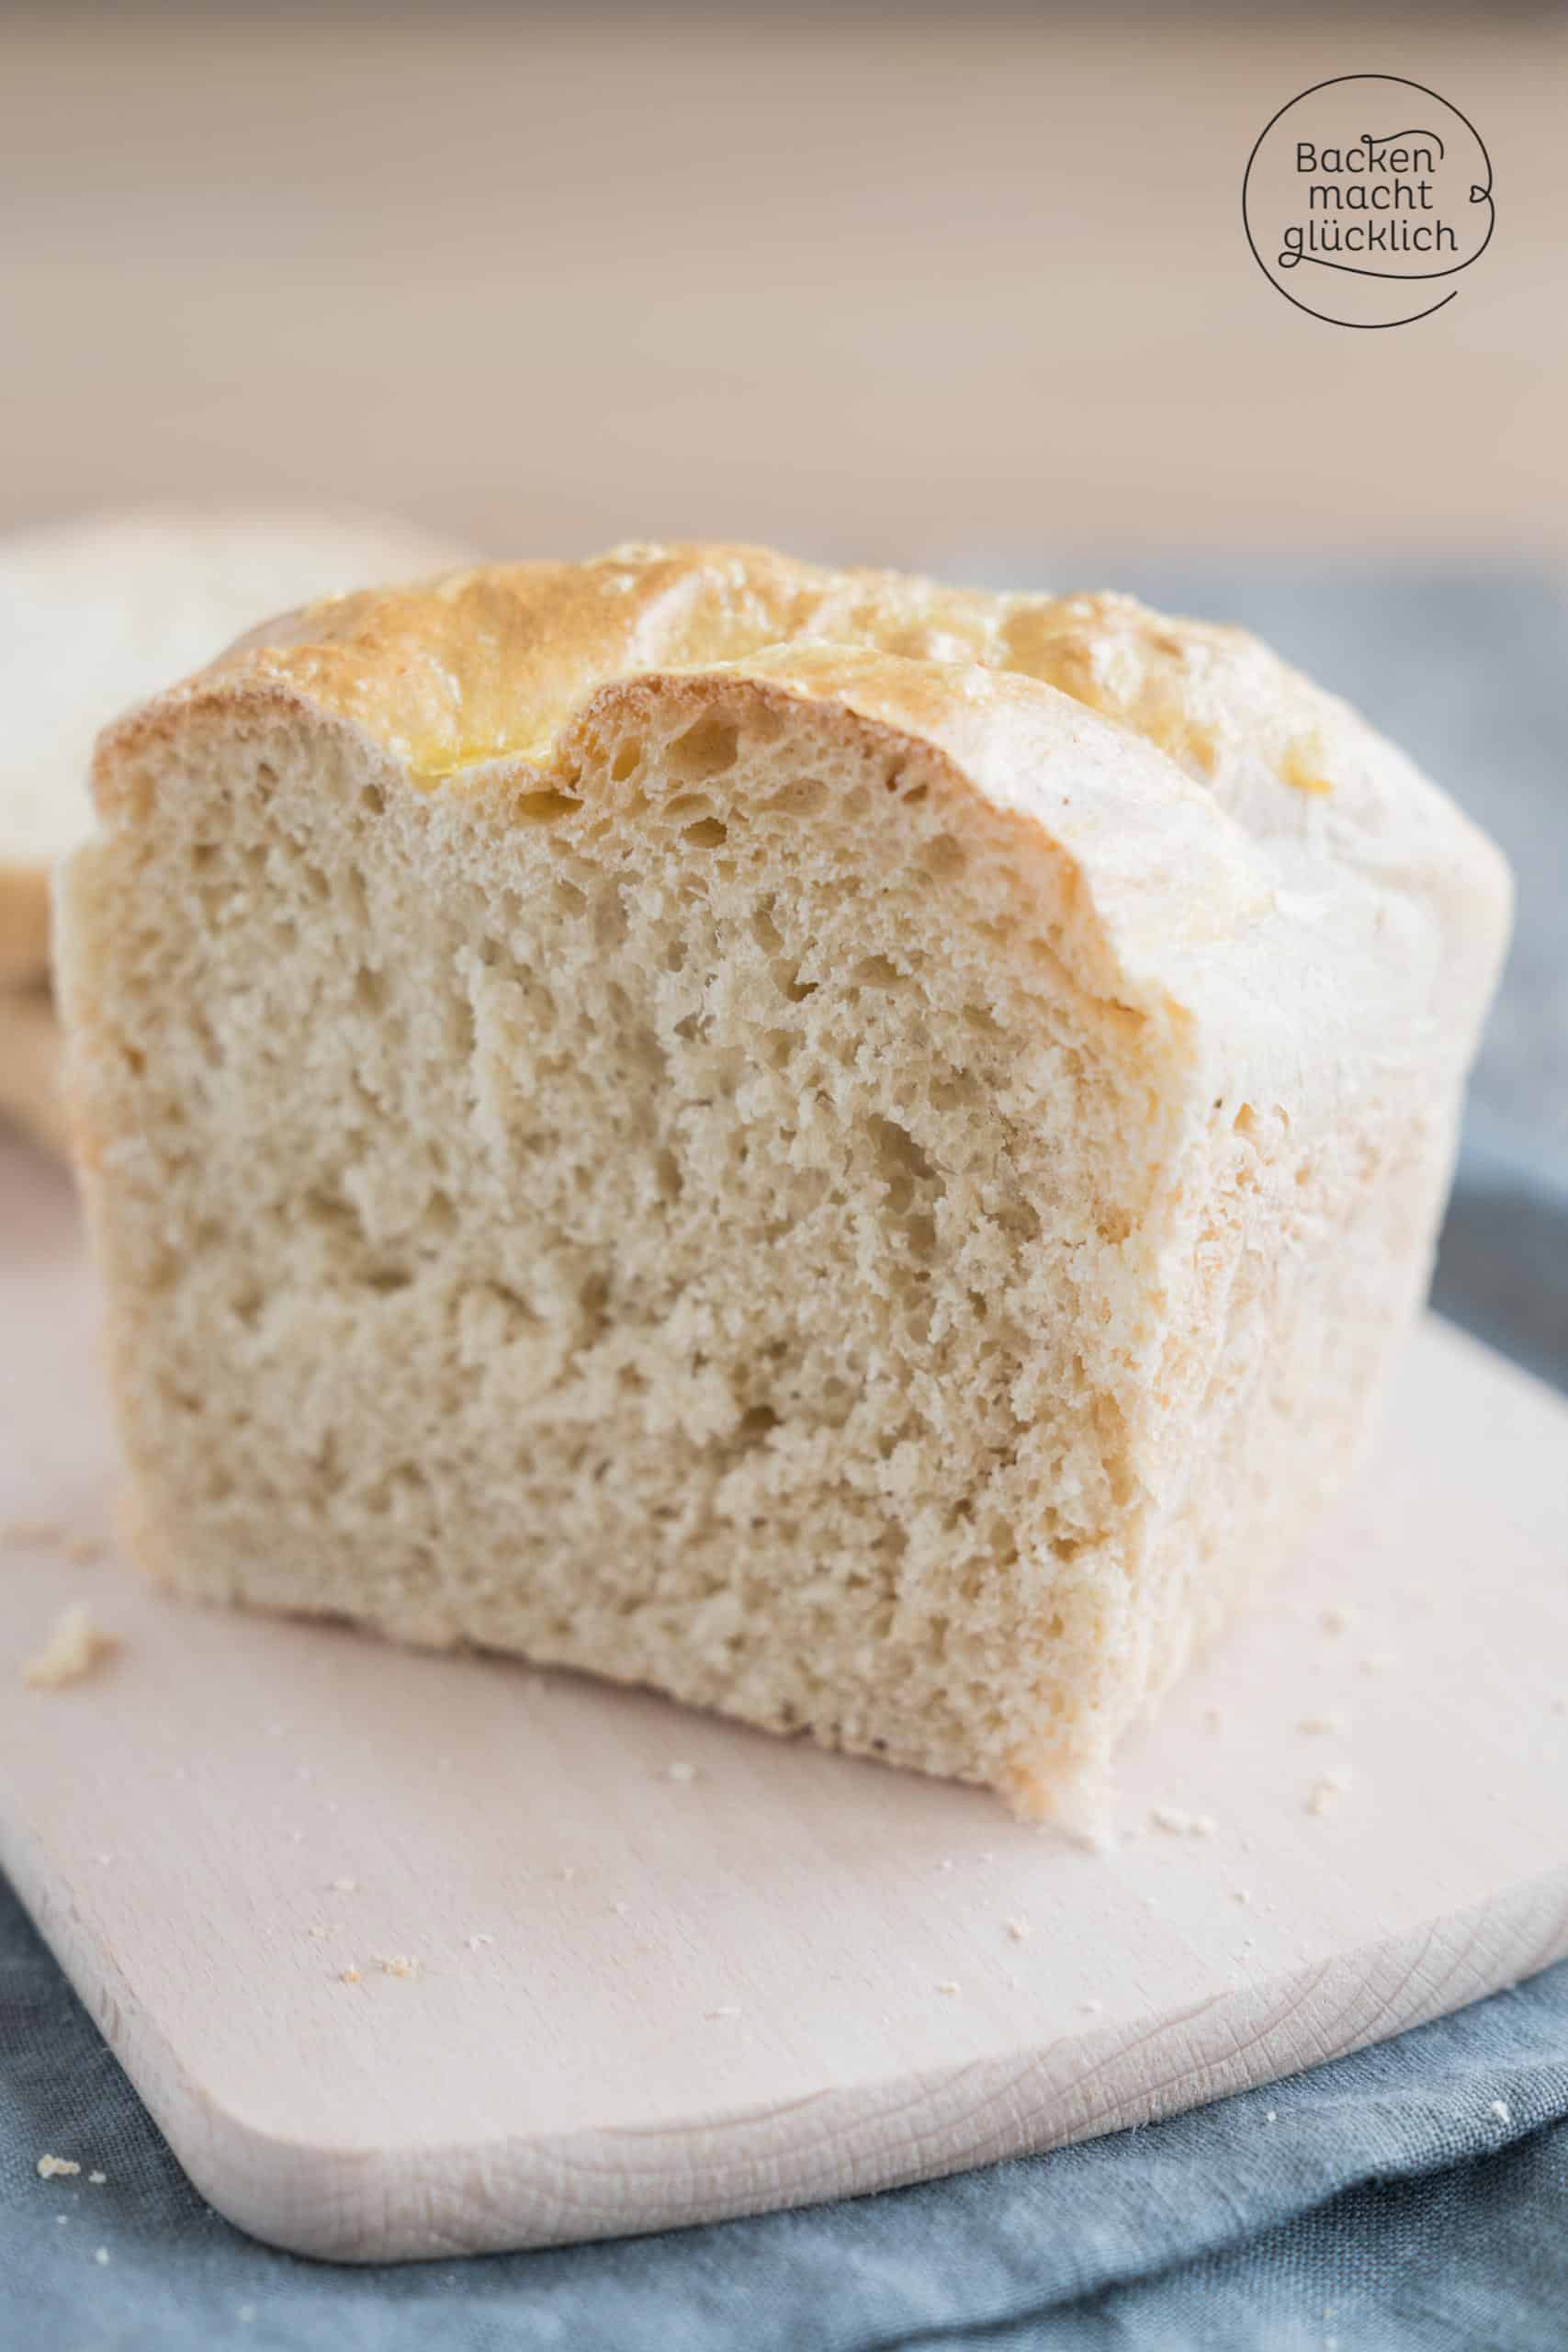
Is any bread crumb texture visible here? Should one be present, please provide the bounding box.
[23,1602,115,1690]
[53,543,1512,1815]
[36,2154,81,2179]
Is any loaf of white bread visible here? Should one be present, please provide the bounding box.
[0,506,468,1151]
[55,545,1510,1816]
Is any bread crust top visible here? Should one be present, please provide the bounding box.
[88,541,1512,1076]
[95,539,1405,808]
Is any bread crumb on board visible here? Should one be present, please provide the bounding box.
[1298,1712,1349,1736]
[94,2246,110,2265]
[23,1602,116,1690]
[1150,1804,1217,1838]
[1306,1770,1352,1816]
[1319,1605,1356,1635]
[1489,2098,1512,2123]
[1005,1917,1031,1943]
[936,1979,962,1997]
[36,2154,81,2179]
[663,1760,698,1784]
[88,2171,107,2186]
[340,1966,362,1985]
[378,1954,420,1979]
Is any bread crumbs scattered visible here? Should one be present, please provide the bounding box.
[340,1966,362,1984]
[237,2310,257,2325]
[1006,1917,1031,1942]
[936,1979,962,1996]
[1265,2109,1278,2123]
[1150,1804,1217,1838]
[558,1864,580,1882]
[1489,2098,1512,2123]
[23,1603,115,1690]
[664,1760,697,1783]
[37,2155,80,2178]
[55,2213,68,2224]
[1233,1887,1253,1905]
[1298,1713,1348,1736]
[88,2172,107,2186]
[379,1955,419,1978]
[1307,1770,1351,1816]
[1319,1606,1355,1635]
[5,1518,64,1548]
[1081,1996,1104,2015]
[329,1877,359,1894]
[95,2246,110,2264]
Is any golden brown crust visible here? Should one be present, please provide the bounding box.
[93,541,1391,825]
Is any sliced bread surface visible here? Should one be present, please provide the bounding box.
[54,545,1511,1814]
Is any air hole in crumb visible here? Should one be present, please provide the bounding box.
[853,955,900,989]
[750,901,784,953]
[921,832,966,877]
[594,892,627,947]
[766,776,829,819]
[736,1403,780,1445]
[361,783,385,815]
[683,817,728,848]
[667,717,740,782]
[610,740,642,784]
[870,1116,936,1189]
[514,789,579,824]
[1233,1102,1258,1139]
[354,967,387,1014]
[654,1148,683,1203]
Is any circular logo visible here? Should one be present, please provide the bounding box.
[1243,75,1494,327]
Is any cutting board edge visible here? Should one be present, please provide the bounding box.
[10,1794,1566,2263]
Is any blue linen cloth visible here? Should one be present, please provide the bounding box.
[5,560,1566,2346]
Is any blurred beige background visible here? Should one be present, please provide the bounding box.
[2,6,1562,567]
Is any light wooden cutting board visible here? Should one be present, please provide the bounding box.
[2,1132,1566,2263]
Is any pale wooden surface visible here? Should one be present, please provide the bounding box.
[0,12,1563,564]
[2,1135,1567,2257]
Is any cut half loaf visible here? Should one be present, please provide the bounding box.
[55,546,1510,1816]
